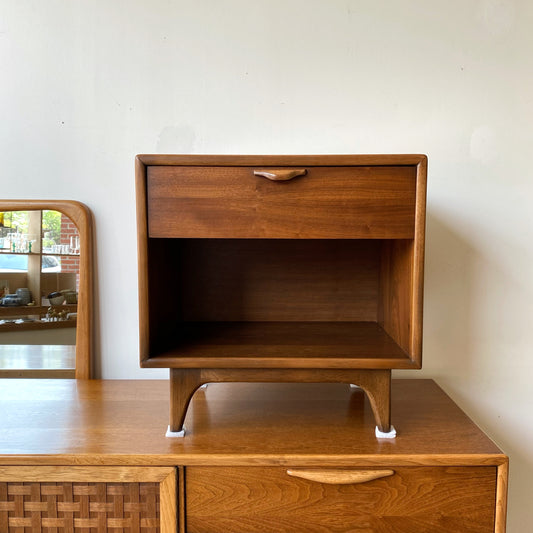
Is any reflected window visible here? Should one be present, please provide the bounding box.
[0,209,81,377]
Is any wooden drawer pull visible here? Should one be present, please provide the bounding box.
[253,169,307,181]
[286,469,395,485]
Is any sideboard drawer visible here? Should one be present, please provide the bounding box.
[185,466,497,533]
[147,165,417,239]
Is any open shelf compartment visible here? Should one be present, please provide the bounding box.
[141,238,420,369]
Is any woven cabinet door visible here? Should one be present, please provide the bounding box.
[0,467,176,533]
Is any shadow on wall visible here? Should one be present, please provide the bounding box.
[421,210,529,387]
[421,211,478,376]
[412,211,533,533]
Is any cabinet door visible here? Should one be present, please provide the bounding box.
[0,466,176,533]
[185,466,498,533]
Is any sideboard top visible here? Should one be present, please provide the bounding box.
[0,379,503,467]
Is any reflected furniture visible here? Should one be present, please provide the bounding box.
[0,379,508,532]
[0,200,93,378]
[136,155,427,434]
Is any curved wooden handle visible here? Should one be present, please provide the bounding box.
[286,469,395,485]
[253,169,307,181]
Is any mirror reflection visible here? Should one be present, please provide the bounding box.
[0,205,90,378]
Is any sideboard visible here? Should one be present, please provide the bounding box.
[0,379,507,532]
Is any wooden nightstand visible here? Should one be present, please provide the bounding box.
[136,154,427,435]
[0,379,507,532]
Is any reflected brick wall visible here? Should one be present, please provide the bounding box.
[60,214,80,291]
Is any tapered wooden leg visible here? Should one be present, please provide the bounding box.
[353,370,391,434]
[169,369,203,433]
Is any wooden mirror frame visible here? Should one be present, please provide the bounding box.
[0,200,93,379]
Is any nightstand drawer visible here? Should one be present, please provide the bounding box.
[147,165,417,239]
[185,466,497,533]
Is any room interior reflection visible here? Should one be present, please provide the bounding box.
[0,209,80,375]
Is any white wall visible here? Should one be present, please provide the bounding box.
[1,1,532,529]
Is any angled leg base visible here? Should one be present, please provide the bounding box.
[168,368,392,437]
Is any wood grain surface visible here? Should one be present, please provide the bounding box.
[136,155,426,375]
[0,379,505,467]
[0,378,508,532]
[137,154,427,167]
[147,165,417,239]
[285,468,395,484]
[178,239,381,323]
[167,368,393,434]
[185,466,497,533]
[0,480,162,533]
[145,322,413,369]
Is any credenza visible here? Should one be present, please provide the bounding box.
[0,379,507,532]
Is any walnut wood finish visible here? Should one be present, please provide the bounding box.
[169,368,392,434]
[379,240,414,355]
[146,164,416,239]
[496,459,509,532]
[0,379,509,532]
[0,467,173,483]
[138,154,428,167]
[253,168,307,181]
[177,239,381,323]
[185,466,497,533]
[0,200,94,379]
[0,379,505,466]
[0,467,176,533]
[147,322,413,368]
[286,468,395,484]
[136,154,427,435]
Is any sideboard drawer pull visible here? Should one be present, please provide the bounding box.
[286,469,395,485]
[253,169,307,181]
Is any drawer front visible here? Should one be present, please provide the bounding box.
[185,466,497,533]
[147,165,417,239]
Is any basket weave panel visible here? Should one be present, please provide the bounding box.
[0,481,160,532]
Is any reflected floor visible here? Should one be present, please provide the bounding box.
[0,344,75,378]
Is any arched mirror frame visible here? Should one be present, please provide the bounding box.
[0,200,93,379]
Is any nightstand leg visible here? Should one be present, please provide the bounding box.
[355,370,392,434]
[202,368,392,435]
[168,368,392,436]
[169,369,203,435]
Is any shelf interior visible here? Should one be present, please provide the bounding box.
[145,238,415,366]
[147,321,411,366]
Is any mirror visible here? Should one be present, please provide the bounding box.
[0,200,93,378]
